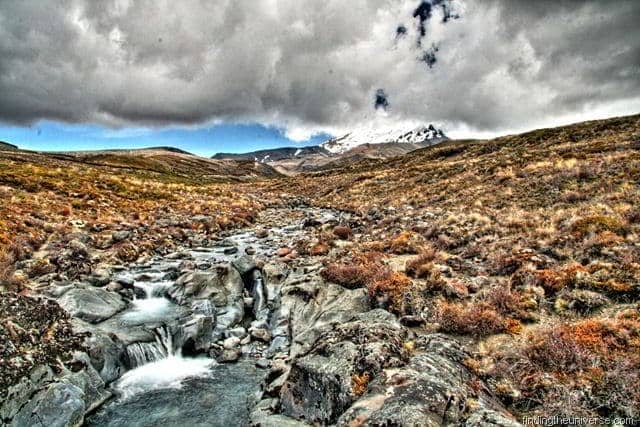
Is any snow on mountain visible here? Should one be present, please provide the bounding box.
[321,124,446,154]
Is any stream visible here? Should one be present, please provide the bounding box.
[80,207,345,426]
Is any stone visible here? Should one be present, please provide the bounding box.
[220,348,241,363]
[245,247,256,255]
[115,277,134,288]
[224,247,239,255]
[111,230,131,243]
[256,358,271,369]
[105,282,122,292]
[276,248,292,257]
[336,334,520,426]
[279,310,409,424]
[232,255,258,279]
[223,336,241,350]
[10,381,86,427]
[58,286,126,323]
[226,327,248,339]
[178,314,215,353]
[250,328,272,342]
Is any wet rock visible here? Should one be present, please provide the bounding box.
[399,315,426,326]
[250,327,272,343]
[220,348,241,363]
[226,327,248,339]
[168,266,244,314]
[245,247,257,255]
[10,381,86,427]
[220,238,237,247]
[88,268,111,287]
[223,336,241,350]
[105,282,122,292]
[232,255,258,279]
[58,286,126,323]
[79,325,128,384]
[178,314,215,353]
[224,247,239,255]
[1,366,56,422]
[278,279,369,358]
[256,358,271,369]
[65,352,111,412]
[256,229,269,238]
[115,276,134,288]
[303,217,322,228]
[5,352,108,427]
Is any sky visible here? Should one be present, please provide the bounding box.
[0,0,639,156]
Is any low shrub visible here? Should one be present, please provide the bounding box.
[435,300,509,337]
[321,263,370,289]
[571,215,627,237]
[367,271,415,315]
[405,246,438,278]
[333,225,353,240]
[387,231,423,254]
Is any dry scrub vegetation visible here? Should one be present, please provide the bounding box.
[264,114,640,419]
[0,150,269,291]
[1,115,639,419]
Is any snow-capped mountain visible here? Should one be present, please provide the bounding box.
[321,124,446,154]
[213,124,447,173]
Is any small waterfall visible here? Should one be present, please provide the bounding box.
[126,342,166,368]
[134,280,172,299]
[125,326,177,368]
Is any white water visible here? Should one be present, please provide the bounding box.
[135,280,173,298]
[114,356,215,399]
[122,297,174,324]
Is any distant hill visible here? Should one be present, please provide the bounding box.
[0,145,281,182]
[0,141,18,151]
[213,124,448,174]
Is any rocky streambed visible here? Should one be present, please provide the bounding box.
[1,206,523,426]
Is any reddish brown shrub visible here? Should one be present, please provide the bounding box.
[434,300,508,337]
[321,263,370,289]
[309,242,330,256]
[367,271,415,315]
[405,246,438,279]
[351,372,370,396]
[388,231,423,254]
[333,225,353,240]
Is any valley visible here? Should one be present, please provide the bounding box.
[1,115,639,425]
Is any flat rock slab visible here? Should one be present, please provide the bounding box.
[58,287,126,323]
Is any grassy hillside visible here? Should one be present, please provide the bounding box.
[260,114,640,418]
[0,149,274,289]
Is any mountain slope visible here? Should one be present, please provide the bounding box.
[45,147,282,181]
[256,113,640,420]
[213,124,447,173]
[213,145,331,163]
[0,141,18,151]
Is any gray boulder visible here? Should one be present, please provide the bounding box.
[10,381,86,427]
[279,310,409,424]
[58,286,126,323]
[336,334,521,426]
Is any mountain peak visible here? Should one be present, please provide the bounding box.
[321,124,446,154]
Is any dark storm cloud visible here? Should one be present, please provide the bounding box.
[0,0,638,139]
[375,89,390,110]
